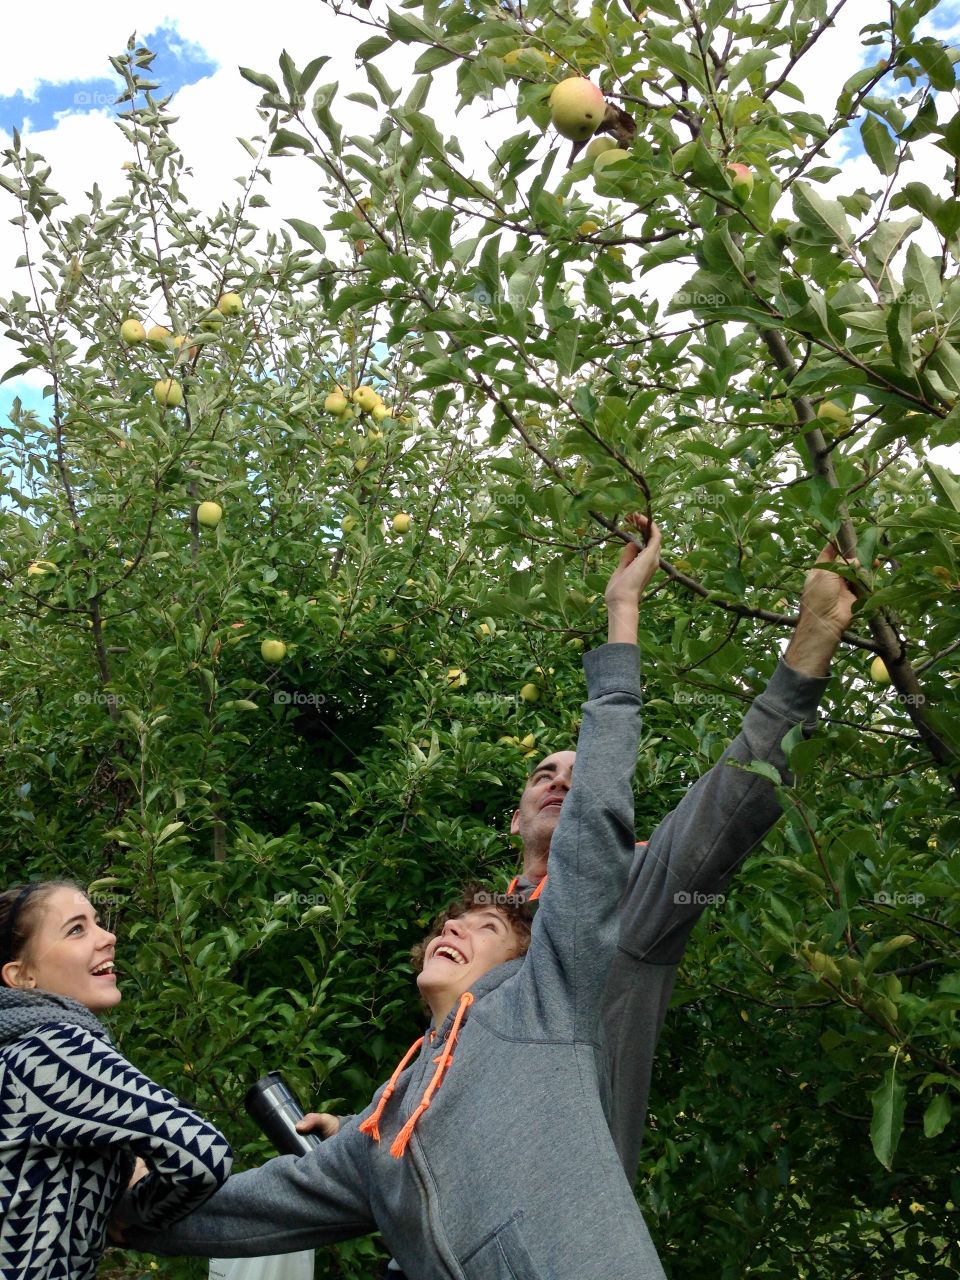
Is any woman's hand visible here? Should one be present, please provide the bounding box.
[604,514,662,645]
[296,1111,341,1139]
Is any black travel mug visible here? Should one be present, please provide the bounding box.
[243,1071,323,1157]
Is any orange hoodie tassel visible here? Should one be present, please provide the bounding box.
[389,992,473,1159]
[358,1034,425,1143]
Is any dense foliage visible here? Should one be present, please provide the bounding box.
[1,1,959,1276]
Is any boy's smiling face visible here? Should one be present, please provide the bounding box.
[417,907,523,1020]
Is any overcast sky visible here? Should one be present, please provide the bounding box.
[0,0,958,471]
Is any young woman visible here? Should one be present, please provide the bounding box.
[0,879,233,1279]
[119,515,668,1280]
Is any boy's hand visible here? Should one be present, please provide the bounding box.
[296,1111,341,1139]
[605,514,662,645]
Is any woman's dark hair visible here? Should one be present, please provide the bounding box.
[0,880,83,981]
[411,880,535,973]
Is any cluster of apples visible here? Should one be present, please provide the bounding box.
[119,292,244,410]
[547,75,754,202]
[324,383,391,424]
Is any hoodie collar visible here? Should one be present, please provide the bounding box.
[0,987,112,1048]
[429,955,524,1043]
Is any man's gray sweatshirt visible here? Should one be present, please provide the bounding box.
[123,643,669,1279]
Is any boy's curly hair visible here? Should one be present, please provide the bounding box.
[411,880,535,973]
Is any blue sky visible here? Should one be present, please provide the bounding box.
[0,24,216,135]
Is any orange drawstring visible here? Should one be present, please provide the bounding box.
[358,1034,425,1143]
[388,991,474,1159]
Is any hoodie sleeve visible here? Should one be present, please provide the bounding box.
[119,1121,375,1256]
[620,657,830,965]
[509,643,642,1042]
[12,1023,232,1226]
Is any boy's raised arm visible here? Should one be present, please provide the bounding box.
[511,515,661,1040]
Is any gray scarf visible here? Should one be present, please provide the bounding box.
[0,987,114,1048]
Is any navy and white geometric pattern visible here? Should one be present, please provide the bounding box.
[1,1021,232,1279]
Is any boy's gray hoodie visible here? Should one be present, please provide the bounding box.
[123,642,667,1279]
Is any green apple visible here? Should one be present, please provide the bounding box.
[549,77,606,141]
[352,385,381,413]
[380,648,397,664]
[870,656,891,685]
[324,391,349,415]
[120,318,146,346]
[725,162,754,201]
[593,148,631,191]
[341,515,357,533]
[520,682,540,703]
[199,309,225,332]
[392,512,412,534]
[153,378,184,408]
[146,324,171,350]
[197,501,222,529]
[217,292,243,317]
[584,136,617,162]
[261,639,286,664]
[354,457,369,474]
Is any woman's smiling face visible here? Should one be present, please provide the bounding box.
[2,888,120,1013]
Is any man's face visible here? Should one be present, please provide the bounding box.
[510,750,577,856]
[417,907,521,1010]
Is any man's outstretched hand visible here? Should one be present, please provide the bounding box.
[605,514,663,645]
[784,542,859,677]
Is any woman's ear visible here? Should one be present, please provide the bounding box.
[1,960,33,989]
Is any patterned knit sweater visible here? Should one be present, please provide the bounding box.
[0,989,232,1279]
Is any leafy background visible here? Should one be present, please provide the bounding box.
[1,1,959,1276]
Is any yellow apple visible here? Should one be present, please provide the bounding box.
[261,639,286,664]
[217,292,243,317]
[520,682,540,703]
[199,309,225,332]
[325,391,349,415]
[817,400,852,428]
[197,501,222,529]
[549,77,606,141]
[27,560,57,577]
[392,512,412,534]
[153,379,184,408]
[146,324,171,350]
[352,385,381,413]
[120,318,146,346]
[870,656,891,685]
[447,667,467,688]
[372,404,390,423]
[354,457,369,473]
[578,220,600,236]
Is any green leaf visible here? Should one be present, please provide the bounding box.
[861,114,897,176]
[923,1091,951,1139]
[870,1066,906,1170]
[270,129,314,155]
[285,219,326,253]
[792,182,853,247]
[239,67,280,95]
[903,242,942,311]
